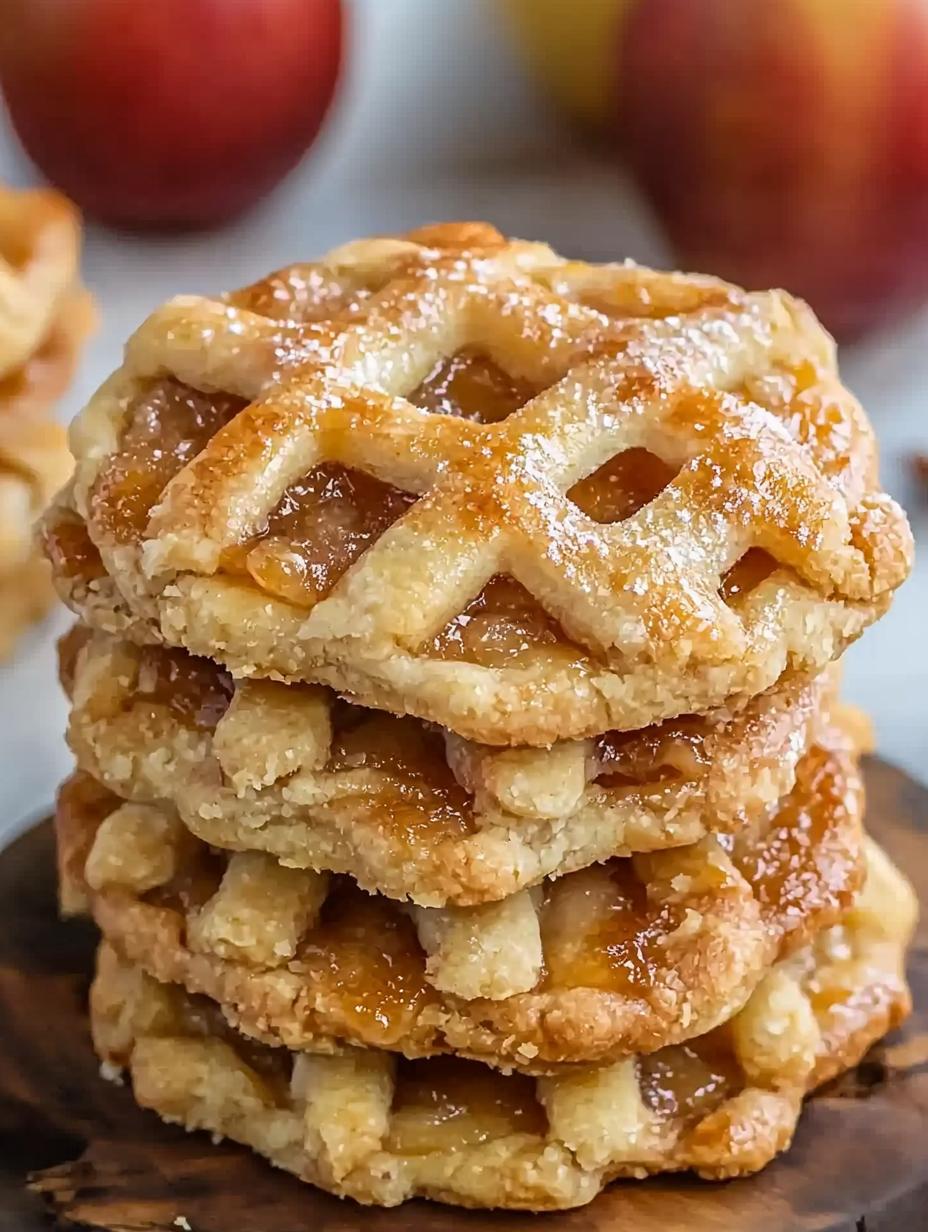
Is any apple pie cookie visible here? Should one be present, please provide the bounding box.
[63,628,837,905]
[0,185,83,380]
[60,727,864,1070]
[49,222,910,744]
[90,836,914,1210]
[0,187,93,656]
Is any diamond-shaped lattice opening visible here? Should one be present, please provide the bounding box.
[569,448,678,524]
[133,644,234,734]
[391,1057,547,1146]
[296,878,426,1025]
[637,1039,737,1119]
[408,347,541,423]
[592,720,705,789]
[429,575,583,669]
[145,840,225,913]
[90,378,247,544]
[326,705,476,831]
[223,462,417,610]
[720,549,777,606]
[539,862,653,991]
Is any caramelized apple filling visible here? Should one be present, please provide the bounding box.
[721,548,777,602]
[295,883,430,1045]
[540,863,678,993]
[91,378,247,544]
[135,646,234,732]
[594,717,709,787]
[408,348,539,422]
[730,745,856,930]
[387,1057,546,1153]
[41,508,107,583]
[569,448,677,524]
[327,712,476,840]
[144,841,225,914]
[639,1033,742,1120]
[430,575,585,669]
[221,463,416,609]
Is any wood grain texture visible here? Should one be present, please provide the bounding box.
[0,757,926,1232]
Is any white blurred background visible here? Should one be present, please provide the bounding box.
[0,0,924,842]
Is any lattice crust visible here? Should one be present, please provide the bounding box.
[59,728,865,1070]
[90,840,915,1211]
[51,224,912,744]
[62,628,835,906]
[0,185,84,380]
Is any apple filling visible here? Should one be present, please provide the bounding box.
[539,862,687,993]
[726,743,855,934]
[429,575,585,669]
[145,842,226,915]
[90,378,246,544]
[408,347,540,423]
[594,719,710,788]
[221,463,416,609]
[721,548,777,602]
[134,644,234,733]
[327,711,475,843]
[41,506,107,584]
[568,447,677,525]
[294,884,430,1045]
[639,1034,742,1120]
[387,1057,547,1153]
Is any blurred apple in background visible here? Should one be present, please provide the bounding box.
[501,0,631,132]
[504,0,928,339]
[0,0,343,229]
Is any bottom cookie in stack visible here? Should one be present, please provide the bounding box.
[90,836,913,1212]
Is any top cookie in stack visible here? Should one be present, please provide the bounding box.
[45,223,916,1212]
[46,220,909,744]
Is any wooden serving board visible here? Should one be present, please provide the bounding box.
[1,757,927,1232]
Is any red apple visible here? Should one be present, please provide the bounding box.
[617,0,928,338]
[0,0,343,229]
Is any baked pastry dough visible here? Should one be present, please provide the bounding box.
[62,629,836,905]
[0,186,82,380]
[0,186,93,656]
[49,223,911,744]
[89,836,914,1210]
[59,732,864,1069]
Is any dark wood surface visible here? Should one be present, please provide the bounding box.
[1,757,927,1232]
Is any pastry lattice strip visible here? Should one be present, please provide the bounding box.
[89,840,915,1210]
[59,223,911,744]
[64,629,835,906]
[58,728,864,1070]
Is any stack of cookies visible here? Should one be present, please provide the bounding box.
[45,223,916,1212]
[0,184,92,657]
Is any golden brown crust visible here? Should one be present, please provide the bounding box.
[49,223,910,744]
[0,185,82,380]
[61,730,865,1070]
[0,187,94,659]
[89,838,915,1210]
[64,629,836,905]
